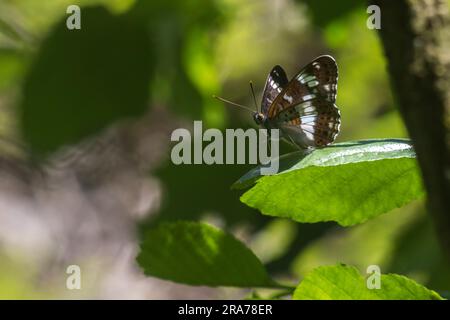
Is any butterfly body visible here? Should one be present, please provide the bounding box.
[255,55,341,149]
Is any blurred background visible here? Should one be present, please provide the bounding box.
[0,0,448,299]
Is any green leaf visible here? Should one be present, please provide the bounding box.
[293,264,443,300]
[136,221,276,288]
[21,6,152,155]
[238,139,424,226]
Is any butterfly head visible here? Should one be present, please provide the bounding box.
[253,112,266,125]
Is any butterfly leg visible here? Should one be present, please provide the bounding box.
[284,132,301,149]
[267,130,272,153]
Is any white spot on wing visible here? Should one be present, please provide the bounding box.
[269,79,278,89]
[302,94,316,101]
[307,80,319,87]
[300,115,317,123]
[300,75,316,84]
[283,94,293,104]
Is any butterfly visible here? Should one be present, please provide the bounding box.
[215,55,341,149]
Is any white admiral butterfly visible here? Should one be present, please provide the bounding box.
[216,55,341,149]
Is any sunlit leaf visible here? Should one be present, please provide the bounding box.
[293,264,443,300]
[237,139,424,226]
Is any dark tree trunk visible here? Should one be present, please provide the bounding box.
[371,0,450,258]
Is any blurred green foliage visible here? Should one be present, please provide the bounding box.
[0,254,41,299]
[129,0,226,125]
[298,0,366,28]
[152,159,269,228]
[21,6,152,154]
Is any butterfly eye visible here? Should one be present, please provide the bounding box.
[253,113,265,125]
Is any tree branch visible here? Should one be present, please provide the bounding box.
[371,0,450,258]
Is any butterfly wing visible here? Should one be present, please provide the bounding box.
[267,55,340,148]
[277,100,340,148]
[261,65,289,115]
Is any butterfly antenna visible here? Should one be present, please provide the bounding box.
[213,95,255,113]
[249,81,258,112]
